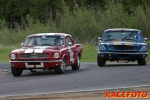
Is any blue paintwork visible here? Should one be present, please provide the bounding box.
[98,28,148,61]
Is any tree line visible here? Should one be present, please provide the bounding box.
[0,0,150,29]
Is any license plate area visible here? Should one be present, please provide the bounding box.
[118,54,128,58]
[118,60,128,63]
[28,62,41,65]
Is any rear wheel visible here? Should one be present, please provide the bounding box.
[11,66,23,76]
[137,57,147,65]
[55,58,66,74]
[71,55,80,70]
[97,54,106,67]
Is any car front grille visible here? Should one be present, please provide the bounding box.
[19,53,50,59]
[108,45,138,51]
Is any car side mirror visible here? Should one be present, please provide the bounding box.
[144,38,148,41]
[21,43,24,47]
[68,42,72,46]
[98,37,101,40]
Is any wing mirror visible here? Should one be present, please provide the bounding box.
[21,43,24,47]
[144,38,148,41]
[98,37,101,40]
[68,42,72,46]
[98,37,102,43]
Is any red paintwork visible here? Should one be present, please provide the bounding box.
[9,33,83,69]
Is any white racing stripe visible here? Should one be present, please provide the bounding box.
[34,46,49,49]
[25,46,48,53]
[34,49,44,53]
[25,49,34,53]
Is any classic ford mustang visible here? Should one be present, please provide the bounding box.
[97,28,148,66]
[9,33,83,76]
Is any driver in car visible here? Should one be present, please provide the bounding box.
[54,37,62,46]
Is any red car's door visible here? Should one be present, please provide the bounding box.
[65,36,75,66]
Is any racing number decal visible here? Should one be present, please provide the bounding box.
[68,47,74,63]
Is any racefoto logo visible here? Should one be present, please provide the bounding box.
[106,91,148,99]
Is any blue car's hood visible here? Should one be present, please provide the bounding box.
[100,40,146,46]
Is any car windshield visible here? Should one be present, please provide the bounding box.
[102,31,144,42]
[24,35,64,46]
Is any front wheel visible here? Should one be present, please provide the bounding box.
[55,58,66,74]
[71,55,80,70]
[11,66,23,76]
[137,57,147,65]
[97,54,106,67]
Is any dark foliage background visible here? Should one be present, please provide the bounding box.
[0,0,150,45]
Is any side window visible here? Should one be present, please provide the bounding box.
[66,36,73,46]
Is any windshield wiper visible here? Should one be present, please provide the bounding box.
[24,45,33,47]
[123,38,137,41]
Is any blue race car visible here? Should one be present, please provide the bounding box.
[97,28,148,66]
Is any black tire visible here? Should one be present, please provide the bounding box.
[11,66,23,76]
[71,55,80,70]
[138,57,147,65]
[55,58,66,74]
[97,54,106,67]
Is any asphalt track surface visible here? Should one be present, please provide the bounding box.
[0,62,150,97]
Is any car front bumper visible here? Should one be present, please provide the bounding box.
[9,60,62,69]
[98,52,148,60]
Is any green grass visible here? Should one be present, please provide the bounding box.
[0,45,98,62]
[1,45,149,63]
[0,45,20,62]
[81,45,97,62]
[1,4,150,46]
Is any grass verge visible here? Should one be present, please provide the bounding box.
[0,45,149,62]
[0,45,20,62]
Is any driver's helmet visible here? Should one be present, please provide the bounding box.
[54,37,61,45]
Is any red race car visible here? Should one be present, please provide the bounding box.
[9,33,83,76]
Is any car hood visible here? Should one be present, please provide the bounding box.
[101,40,145,46]
[11,46,65,54]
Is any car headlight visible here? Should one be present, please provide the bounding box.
[54,53,59,58]
[99,45,106,51]
[139,46,147,52]
[10,54,16,59]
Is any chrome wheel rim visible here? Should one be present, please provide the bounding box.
[61,60,66,72]
[77,56,80,67]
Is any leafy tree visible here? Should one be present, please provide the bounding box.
[0,0,30,29]
[1,0,150,30]
[119,0,150,14]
